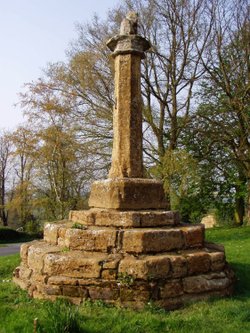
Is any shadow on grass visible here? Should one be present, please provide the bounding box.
[230,262,250,296]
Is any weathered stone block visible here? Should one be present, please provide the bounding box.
[156,288,233,310]
[209,251,225,271]
[181,224,204,248]
[44,222,73,245]
[44,223,60,245]
[122,229,184,253]
[17,265,32,280]
[88,286,119,300]
[102,256,121,269]
[186,252,211,275]
[63,286,80,297]
[169,255,187,278]
[20,242,35,264]
[140,211,180,227]
[101,269,117,280]
[43,285,62,296]
[57,237,66,247]
[13,264,32,282]
[119,255,170,279]
[70,209,179,228]
[48,276,78,286]
[160,280,184,298]
[58,226,69,238]
[89,178,168,210]
[181,288,233,304]
[13,276,31,290]
[69,210,95,225]
[30,274,47,285]
[119,285,150,301]
[43,252,105,278]
[70,209,140,228]
[205,241,225,252]
[64,228,117,252]
[79,287,89,298]
[183,272,230,293]
[27,242,60,274]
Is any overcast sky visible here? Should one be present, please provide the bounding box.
[0,0,119,131]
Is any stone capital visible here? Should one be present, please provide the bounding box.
[106,35,151,57]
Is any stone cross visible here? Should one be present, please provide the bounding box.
[107,12,150,178]
[89,13,167,210]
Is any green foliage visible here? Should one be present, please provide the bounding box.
[61,246,70,253]
[0,227,40,244]
[155,149,208,223]
[117,272,135,287]
[209,206,235,227]
[71,223,87,230]
[178,195,205,224]
[161,149,200,205]
[0,227,20,240]
[24,220,43,234]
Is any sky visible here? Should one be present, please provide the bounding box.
[0,0,120,131]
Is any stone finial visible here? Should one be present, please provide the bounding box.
[120,12,139,35]
[106,12,150,56]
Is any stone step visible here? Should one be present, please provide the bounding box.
[69,209,180,228]
[18,240,226,284]
[44,222,205,253]
[14,239,234,309]
[26,270,233,309]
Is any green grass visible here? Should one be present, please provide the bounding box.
[0,227,250,333]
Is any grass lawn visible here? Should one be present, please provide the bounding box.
[0,226,250,333]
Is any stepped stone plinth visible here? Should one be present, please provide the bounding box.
[13,12,234,309]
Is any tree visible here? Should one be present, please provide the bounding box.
[20,0,212,208]
[195,0,250,224]
[9,127,37,226]
[141,0,211,152]
[0,131,13,226]
[17,0,248,224]
[35,124,89,220]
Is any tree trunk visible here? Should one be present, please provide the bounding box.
[234,196,244,226]
[246,180,250,225]
[2,212,8,226]
[0,181,8,226]
[234,173,247,226]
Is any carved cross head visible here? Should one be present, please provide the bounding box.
[120,12,139,35]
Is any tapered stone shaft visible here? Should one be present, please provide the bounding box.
[109,54,143,178]
[107,13,150,178]
[89,13,168,210]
